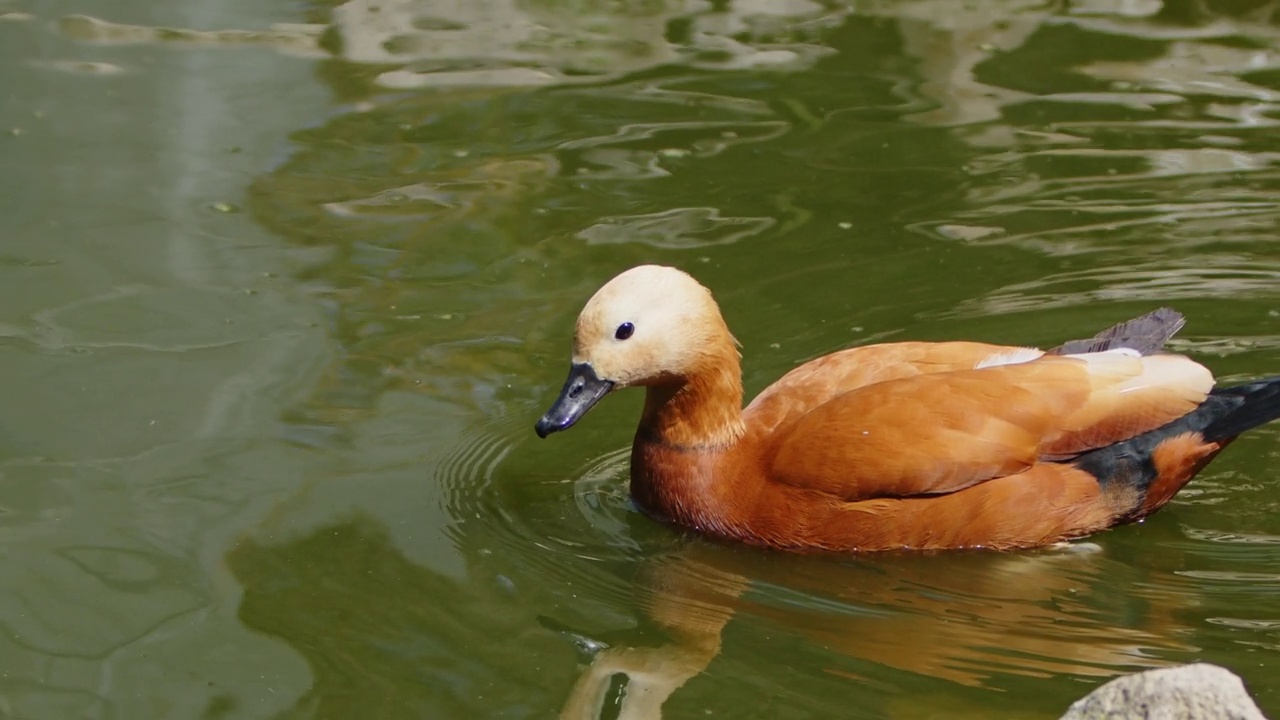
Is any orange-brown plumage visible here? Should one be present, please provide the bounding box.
[536,265,1280,552]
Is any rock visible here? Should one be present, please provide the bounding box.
[1061,663,1268,720]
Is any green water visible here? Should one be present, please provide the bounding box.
[3,1,1280,718]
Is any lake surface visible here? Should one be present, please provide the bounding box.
[3,0,1280,717]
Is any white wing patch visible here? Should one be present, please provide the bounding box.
[1065,347,1142,362]
[975,347,1045,369]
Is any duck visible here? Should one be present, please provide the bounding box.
[534,265,1280,552]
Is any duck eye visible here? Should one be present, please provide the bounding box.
[615,322,635,340]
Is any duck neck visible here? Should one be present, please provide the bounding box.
[639,360,745,449]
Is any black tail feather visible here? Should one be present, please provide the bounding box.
[1202,377,1280,442]
[1050,307,1185,356]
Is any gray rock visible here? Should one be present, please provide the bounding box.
[1062,663,1268,720]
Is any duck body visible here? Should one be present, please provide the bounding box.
[536,266,1280,552]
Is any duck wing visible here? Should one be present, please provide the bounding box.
[766,351,1212,501]
[745,341,1018,433]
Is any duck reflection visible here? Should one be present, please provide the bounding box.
[560,540,1196,719]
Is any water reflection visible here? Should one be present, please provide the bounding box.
[332,0,842,88]
[56,13,325,57]
[550,468,1206,718]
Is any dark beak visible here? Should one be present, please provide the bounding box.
[535,362,614,438]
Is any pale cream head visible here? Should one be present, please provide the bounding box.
[572,265,735,388]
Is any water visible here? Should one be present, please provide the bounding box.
[3,0,1280,717]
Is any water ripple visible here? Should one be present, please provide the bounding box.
[433,415,650,622]
[943,256,1280,318]
[577,207,776,249]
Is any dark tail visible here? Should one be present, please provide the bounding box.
[1049,307,1185,356]
[1072,376,1280,521]
[1201,378,1280,442]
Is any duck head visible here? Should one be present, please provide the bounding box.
[535,265,734,438]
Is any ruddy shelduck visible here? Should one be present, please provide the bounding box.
[535,265,1280,551]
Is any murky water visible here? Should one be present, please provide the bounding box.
[3,0,1280,717]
